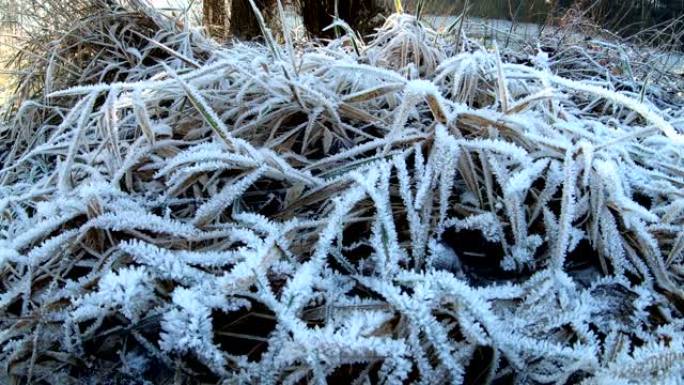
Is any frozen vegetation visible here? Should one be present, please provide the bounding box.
[0,1,683,384]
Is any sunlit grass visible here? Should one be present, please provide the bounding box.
[0,29,19,105]
[0,37,13,104]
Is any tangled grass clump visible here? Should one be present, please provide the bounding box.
[1,1,684,384]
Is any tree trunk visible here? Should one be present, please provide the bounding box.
[203,0,279,41]
[300,0,386,38]
[229,0,271,40]
[203,0,229,39]
[204,0,386,41]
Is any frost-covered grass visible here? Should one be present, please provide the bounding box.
[1,1,684,384]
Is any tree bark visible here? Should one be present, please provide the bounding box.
[203,0,229,39]
[203,0,279,41]
[229,0,263,40]
[204,0,387,41]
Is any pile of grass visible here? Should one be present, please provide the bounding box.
[1,1,683,384]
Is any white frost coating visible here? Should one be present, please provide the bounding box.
[2,7,684,385]
[507,63,684,144]
[405,79,440,96]
[505,158,551,196]
[72,267,154,322]
[193,166,266,225]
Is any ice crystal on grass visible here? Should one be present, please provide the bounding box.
[72,266,154,322]
[1,1,683,384]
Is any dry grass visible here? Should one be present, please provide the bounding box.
[0,1,683,385]
[0,31,15,104]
